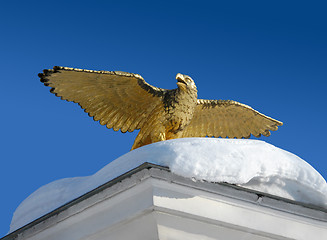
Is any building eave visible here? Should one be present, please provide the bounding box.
[2,162,327,240]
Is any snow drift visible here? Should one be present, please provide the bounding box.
[10,138,327,232]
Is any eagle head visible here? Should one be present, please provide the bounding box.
[176,73,197,92]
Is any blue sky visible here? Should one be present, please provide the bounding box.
[1,0,326,237]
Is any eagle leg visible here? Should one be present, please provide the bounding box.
[131,129,166,151]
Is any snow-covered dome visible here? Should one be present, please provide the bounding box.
[10,138,327,232]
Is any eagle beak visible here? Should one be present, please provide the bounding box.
[176,73,186,85]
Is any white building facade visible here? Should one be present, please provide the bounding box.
[2,163,327,240]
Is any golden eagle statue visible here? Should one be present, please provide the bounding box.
[39,66,283,150]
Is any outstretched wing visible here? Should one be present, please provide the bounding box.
[39,66,165,133]
[182,99,283,138]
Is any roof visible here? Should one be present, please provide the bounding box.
[2,162,327,240]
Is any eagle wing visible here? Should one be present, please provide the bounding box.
[182,99,283,138]
[39,66,165,133]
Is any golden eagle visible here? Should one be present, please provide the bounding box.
[39,66,282,150]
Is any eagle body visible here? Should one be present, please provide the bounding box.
[130,74,198,150]
[39,66,282,150]
[163,84,198,134]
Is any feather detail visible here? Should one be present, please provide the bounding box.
[183,99,282,139]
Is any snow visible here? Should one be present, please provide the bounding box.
[10,138,327,232]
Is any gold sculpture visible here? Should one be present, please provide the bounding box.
[39,66,283,150]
